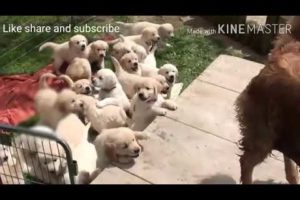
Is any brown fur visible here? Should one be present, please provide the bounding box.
[236,41,300,184]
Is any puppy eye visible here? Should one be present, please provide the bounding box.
[127,50,131,53]
[97,48,100,51]
[146,87,150,90]
[166,71,169,74]
[79,85,82,88]
[53,158,57,162]
[128,60,131,63]
[152,33,155,36]
[77,41,80,44]
[99,76,103,80]
[43,161,48,165]
[122,144,128,149]
[71,99,75,103]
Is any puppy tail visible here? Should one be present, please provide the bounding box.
[39,73,57,89]
[111,56,125,74]
[39,42,58,52]
[107,38,121,45]
[59,74,74,88]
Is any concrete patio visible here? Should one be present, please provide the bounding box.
[92,54,287,184]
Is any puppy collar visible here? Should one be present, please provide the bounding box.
[101,86,116,92]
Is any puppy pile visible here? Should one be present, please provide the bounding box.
[1,21,179,184]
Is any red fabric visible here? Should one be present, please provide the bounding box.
[0,64,69,126]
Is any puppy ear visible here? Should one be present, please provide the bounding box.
[134,131,150,140]
[104,142,118,162]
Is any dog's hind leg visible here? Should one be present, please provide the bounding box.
[240,149,269,184]
[284,155,299,184]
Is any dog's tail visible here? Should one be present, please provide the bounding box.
[59,75,74,88]
[39,42,59,52]
[115,21,132,29]
[111,56,125,74]
[39,73,57,89]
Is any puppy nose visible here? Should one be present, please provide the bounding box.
[170,75,174,78]
[91,79,95,84]
[99,54,104,58]
[134,148,140,154]
[80,103,84,108]
[85,86,91,92]
[166,86,170,90]
[138,93,144,99]
[133,62,138,67]
[81,44,86,48]
[157,36,160,40]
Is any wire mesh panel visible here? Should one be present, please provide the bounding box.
[0,125,78,184]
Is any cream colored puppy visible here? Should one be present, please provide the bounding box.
[116,21,174,47]
[109,27,160,53]
[87,40,109,71]
[116,21,174,39]
[111,37,147,62]
[120,52,141,75]
[92,69,130,112]
[87,127,149,183]
[65,58,92,82]
[35,75,78,129]
[15,125,69,184]
[59,75,92,95]
[130,78,178,131]
[39,34,88,74]
[158,64,178,96]
[73,95,128,135]
[111,56,161,99]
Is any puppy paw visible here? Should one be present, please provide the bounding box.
[160,110,167,116]
[169,103,178,111]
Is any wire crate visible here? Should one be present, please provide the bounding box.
[0,124,78,184]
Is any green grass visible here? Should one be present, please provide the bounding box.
[0,16,226,90]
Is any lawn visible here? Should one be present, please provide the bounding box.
[0,16,226,89]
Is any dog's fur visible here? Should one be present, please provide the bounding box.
[111,56,165,99]
[116,21,174,48]
[92,68,130,112]
[111,37,147,62]
[39,34,88,75]
[87,40,109,73]
[236,41,300,184]
[129,78,178,131]
[72,95,128,135]
[59,75,92,95]
[120,52,141,75]
[86,127,149,183]
[15,125,69,184]
[116,21,174,40]
[109,27,160,53]
[65,58,92,82]
[35,76,78,129]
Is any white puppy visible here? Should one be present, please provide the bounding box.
[109,27,160,53]
[35,75,78,129]
[116,21,174,47]
[39,34,88,75]
[130,78,178,131]
[73,95,128,135]
[88,127,148,183]
[158,64,178,97]
[92,68,130,112]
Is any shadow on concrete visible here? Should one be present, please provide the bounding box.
[199,173,237,184]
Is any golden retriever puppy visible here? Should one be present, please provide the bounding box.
[59,74,92,95]
[16,125,69,184]
[111,41,132,61]
[116,21,174,47]
[158,64,178,97]
[87,40,109,72]
[130,78,178,131]
[39,34,88,75]
[0,145,24,184]
[86,127,149,183]
[73,95,128,135]
[65,57,92,82]
[120,52,141,75]
[35,76,78,129]
[109,27,160,53]
[92,68,130,112]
